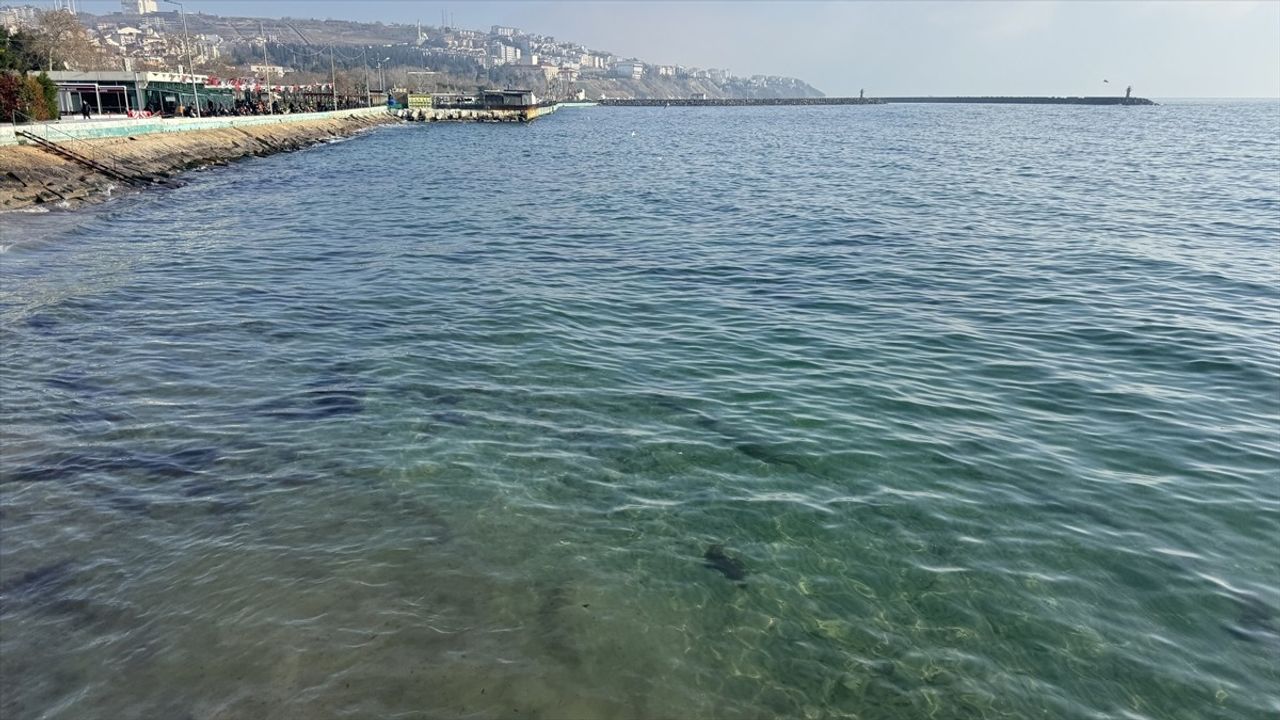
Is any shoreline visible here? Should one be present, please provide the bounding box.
[1,109,399,212]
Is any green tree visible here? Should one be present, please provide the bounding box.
[36,71,58,117]
[2,70,60,121]
[0,27,41,72]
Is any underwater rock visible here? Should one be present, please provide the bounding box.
[704,544,748,585]
[0,560,76,601]
[1224,591,1280,649]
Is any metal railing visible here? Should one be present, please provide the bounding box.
[10,110,147,185]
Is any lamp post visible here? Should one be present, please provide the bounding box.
[362,48,371,107]
[162,0,200,117]
[379,57,390,98]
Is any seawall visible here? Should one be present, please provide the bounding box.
[1,107,398,211]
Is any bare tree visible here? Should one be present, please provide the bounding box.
[28,10,109,71]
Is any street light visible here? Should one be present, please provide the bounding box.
[379,57,390,97]
[162,0,200,117]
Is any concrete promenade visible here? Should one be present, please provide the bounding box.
[1,108,397,210]
[2,106,391,147]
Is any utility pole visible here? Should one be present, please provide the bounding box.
[162,0,200,117]
[329,44,337,110]
[363,48,371,107]
[261,21,271,113]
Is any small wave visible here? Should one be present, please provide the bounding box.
[0,205,51,215]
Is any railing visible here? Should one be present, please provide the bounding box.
[10,110,147,185]
[11,110,125,171]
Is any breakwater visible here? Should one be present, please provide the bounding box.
[600,97,883,107]
[0,107,396,211]
[601,96,1156,107]
[880,96,1157,105]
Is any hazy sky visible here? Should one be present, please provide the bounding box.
[72,1,1280,97]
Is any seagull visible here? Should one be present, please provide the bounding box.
[1103,79,1110,83]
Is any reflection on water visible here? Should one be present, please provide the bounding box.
[2,102,1279,719]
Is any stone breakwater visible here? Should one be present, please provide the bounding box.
[600,96,1157,107]
[0,110,398,211]
[600,97,884,107]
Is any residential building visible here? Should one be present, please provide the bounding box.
[490,25,518,38]
[0,5,38,31]
[488,42,520,65]
[610,61,644,80]
[115,26,142,46]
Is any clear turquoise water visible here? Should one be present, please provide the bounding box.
[1,102,1278,720]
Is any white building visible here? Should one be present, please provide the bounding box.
[121,0,158,14]
[0,5,38,31]
[115,26,142,45]
[610,61,644,80]
[488,42,520,65]
[579,53,608,70]
[491,25,519,38]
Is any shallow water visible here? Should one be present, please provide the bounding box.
[1,101,1278,719]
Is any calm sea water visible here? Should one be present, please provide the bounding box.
[1,101,1278,720]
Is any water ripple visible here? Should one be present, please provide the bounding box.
[1,101,1278,720]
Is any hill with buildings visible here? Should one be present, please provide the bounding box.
[1,2,824,100]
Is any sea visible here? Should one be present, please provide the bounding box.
[1,101,1277,720]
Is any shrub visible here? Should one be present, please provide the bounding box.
[0,72,19,122]
[1,70,59,122]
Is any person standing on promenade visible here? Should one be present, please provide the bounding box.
[80,101,91,120]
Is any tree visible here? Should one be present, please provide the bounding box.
[3,71,59,121]
[25,9,109,71]
[0,27,42,72]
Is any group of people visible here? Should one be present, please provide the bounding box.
[150,97,370,118]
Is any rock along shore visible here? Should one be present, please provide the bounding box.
[1,110,399,212]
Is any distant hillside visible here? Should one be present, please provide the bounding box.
[578,75,823,101]
[73,9,824,101]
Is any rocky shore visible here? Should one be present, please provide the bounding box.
[0,112,398,212]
